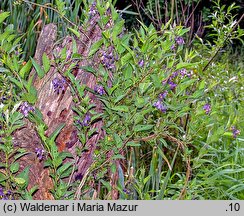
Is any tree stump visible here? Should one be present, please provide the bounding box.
[13,10,121,199]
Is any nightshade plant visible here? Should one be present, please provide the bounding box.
[0,0,243,200]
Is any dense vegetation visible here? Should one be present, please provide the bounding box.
[0,0,243,200]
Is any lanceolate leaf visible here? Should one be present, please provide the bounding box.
[0,12,10,24]
[30,57,45,79]
[42,53,50,73]
[48,123,66,144]
[19,60,32,79]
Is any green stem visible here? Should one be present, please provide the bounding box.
[22,0,90,40]
[170,0,175,23]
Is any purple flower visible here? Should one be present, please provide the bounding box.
[179,68,187,77]
[171,44,176,50]
[78,114,91,127]
[153,100,167,113]
[203,103,211,114]
[1,195,8,200]
[172,71,179,78]
[100,50,116,70]
[35,148,45,161]
[175,36,185,45]
[94,85,105,96]
[158,91,168,101]
[0,188,4,196]
[123,188,131,195]
[138,59,144,67]
[88,2,97,16]
[52,77,67,94]
[231,126,240,138]
[179,68,193,78]
[19,102,35,117]
[168,81,177,90]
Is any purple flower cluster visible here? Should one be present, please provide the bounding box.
[88,2,97,16]
[179,68,192,78]
[78,114,91,127]
[100,49,117,70]
[203,103,211,114]
[231,126,240,138]
[162,68,193,91]
[153,100,167,113]
[168,81,177,90]
[19,102,34,117]
[35,148,45,161]
[123,188,132,195]
[0,188,12,200]
[94,85,106,96]
[52,77,67,94]
[158,90,168,100]
[175,36,185,45]
[138,59,144,67]
[162,78,177,90]
[0,188,3,196]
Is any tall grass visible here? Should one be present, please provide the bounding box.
[0,0,84,59]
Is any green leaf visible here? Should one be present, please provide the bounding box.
[177,79,196,96]
[16,166,30,189]
[111,154,125,160]
[80,66,97,76]
[42,53,50,73]
[22,92,37,104]
[0,172,7,183]
[68,27,80,37]
[134,124,154,132]
[8,77,23,89]
[0,12,10,24]
[10,162,20,174]
[19,60,32,79]
[111,105,129,112]
[53,157,63,168]
[60,166,73,179]
[30,57,45,79]
[14,177,26,185]
[59,151,73,160]
[112,19,125,42]
[48,123,66,144]
[72,37,77,54]
[113,133,123,148]
[139,82,152,94]
[14,150,28,161]
[121,52,132,65]
[110,163,116,174]
[114,94,126,104]
[57,162,73,176]
[176,62,198,70]
[100,180,112,190]
[29,185,39,196]
[44,158,52,168]
[126,142,141,147]
[12,55,19,72]
[89,39,103,57]
[178,27,190,36]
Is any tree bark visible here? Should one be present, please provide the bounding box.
[13,10,121,199]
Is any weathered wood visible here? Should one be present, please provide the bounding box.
[13,9,122,199]
[13,24,58,200]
